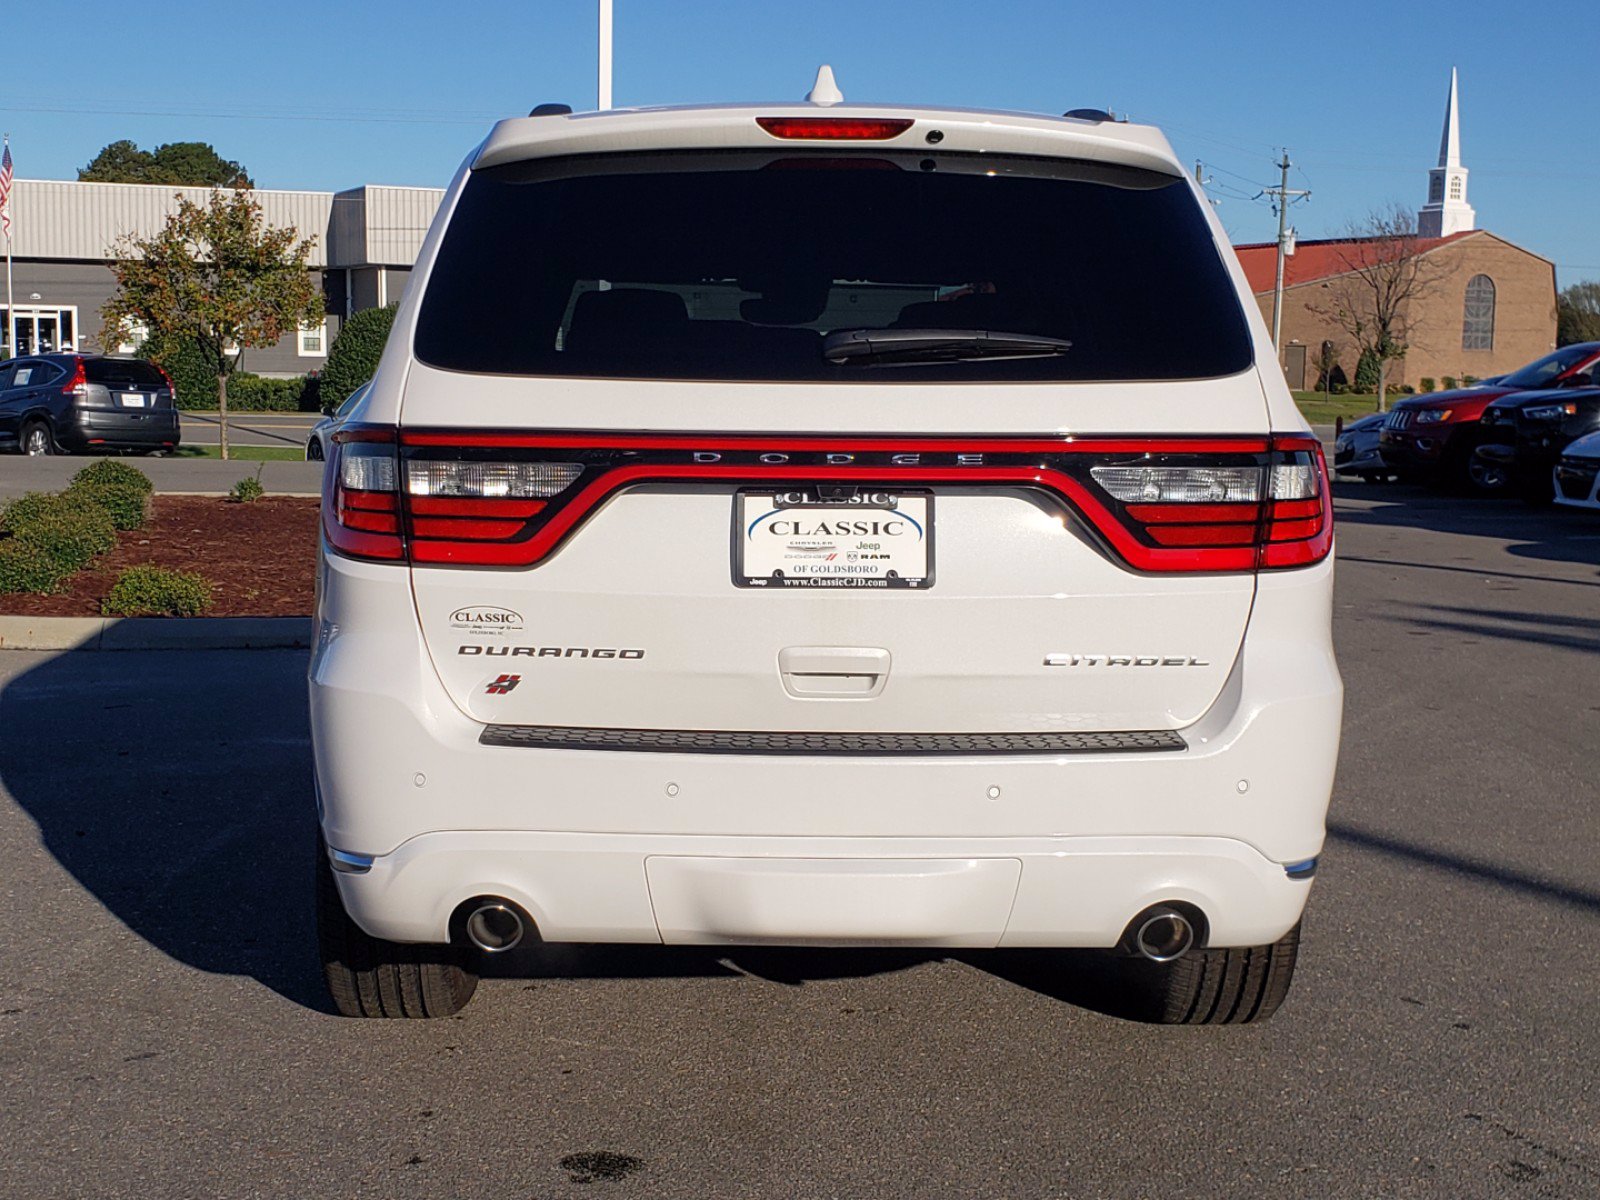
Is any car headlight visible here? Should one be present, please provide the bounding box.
[1524,402,1578,422]
[1335,437,1351,453]
[1415,409,1453,424]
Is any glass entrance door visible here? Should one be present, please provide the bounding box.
[3,307,78,357]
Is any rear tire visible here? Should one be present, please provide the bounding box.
[1128,920,1301,1025]
[21,421,56,456]
[316,836,479,1018]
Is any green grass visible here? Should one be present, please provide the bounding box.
[171,445,308,462]
[1292,392,1389,425]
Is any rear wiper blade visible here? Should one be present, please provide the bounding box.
[823,327,1072,367]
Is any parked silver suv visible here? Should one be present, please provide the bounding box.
[310,89,1341,1022]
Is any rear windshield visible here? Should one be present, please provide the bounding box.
[415,150,1253,383]
[85,359,167,389]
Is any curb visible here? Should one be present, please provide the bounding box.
[0,615,312,652]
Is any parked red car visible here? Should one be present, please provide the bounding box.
[1379,343,1600,490]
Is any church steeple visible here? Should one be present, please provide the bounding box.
[1418,68,1475,237]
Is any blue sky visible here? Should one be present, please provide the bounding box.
[3,0,1596,285]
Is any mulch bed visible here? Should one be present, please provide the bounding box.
[1,495,320,617]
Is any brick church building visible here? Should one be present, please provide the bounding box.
[1234,71,1557,391]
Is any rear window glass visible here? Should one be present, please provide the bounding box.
[415,150,1253,382]
[85,359,167,389]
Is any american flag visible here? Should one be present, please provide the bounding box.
[0,140,13,239]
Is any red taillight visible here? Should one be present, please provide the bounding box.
[61,358,88,396]
[323,428,404,561]
[756,117,914,140]
[319,429,1332,574]
[156,365,176,400]
[1090,434,1333,570]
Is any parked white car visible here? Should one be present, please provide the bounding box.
[310,79,1342,1022]
[1553,428,1600,510]
[304,381,370,462]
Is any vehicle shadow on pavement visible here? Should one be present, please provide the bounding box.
[0,647,332,1013]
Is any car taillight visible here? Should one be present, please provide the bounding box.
[1088,435,1332,570]
[756,117,914,140]
[324,428,404,561]
[319,428,1332,573]
[156,365,176,400]
[61,359,88,396]
[404,459,584,561]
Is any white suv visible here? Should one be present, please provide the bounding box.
[310,88,1341,1023]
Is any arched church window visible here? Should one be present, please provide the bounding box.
[1462,275,1495,350]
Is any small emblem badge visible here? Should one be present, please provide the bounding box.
[485,674,521,695]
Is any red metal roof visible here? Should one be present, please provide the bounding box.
[1232,231,1475,294]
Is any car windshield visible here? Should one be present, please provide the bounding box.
[414,150,1253,383]
[1498,344,1599,390]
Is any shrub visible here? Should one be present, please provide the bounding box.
[1442,375,1458,390]
[70,481,150,530]
[102,565,214,617]
[71,460,154,495]
[0,539,73,594]
[1419,377,1436,393]
[1398,384,1416,395]
[1353,349,1381,393]
[230,468,266,504]
[226,374,320,412]
[1462,374,1479,386]
[139,330,217,409]
[320,303,396,411]
[1,493,118,571]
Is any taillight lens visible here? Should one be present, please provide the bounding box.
[403,459,584,561]
[756,117,914,140]
[61,359,88,396]
[1088,435,1332,570]
[324,431,404,561]
[156,365,177,400]
[319,429,1332,573]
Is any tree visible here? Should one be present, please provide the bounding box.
[1311,205,1441,411]
[102,190,322,459]
[79,141,252,188]
[1557,282,1600,346]
[319,303,397,411]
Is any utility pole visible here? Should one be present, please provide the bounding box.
[598,0,613,110]
[1263,150,1310,354]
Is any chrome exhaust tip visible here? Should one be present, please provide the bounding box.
[464,902,525,953]
[1133,906,1196,963]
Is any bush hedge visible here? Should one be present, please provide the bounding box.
[70,481,150,530]
[71,460,154,496]
[1,493,118,572]
[1353,349,1381,393]
[102,565,214,618]
[320,303,396,411]
[1419,377,1436,393]
[0,539,73,594]
[225,374,321,412]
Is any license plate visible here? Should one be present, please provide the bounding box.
[119,393,147,408]
[734,490,933,589]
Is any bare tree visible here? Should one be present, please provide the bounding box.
[1312,205,1441,411]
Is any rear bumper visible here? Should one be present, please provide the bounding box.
[331,830,1314,950]
[60,407,180,450]
[310,547,1342,950]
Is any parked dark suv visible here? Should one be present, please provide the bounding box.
[1475,385,1600,502]
[0,354,180,455]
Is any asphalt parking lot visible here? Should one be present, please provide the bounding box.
[1,482,1597,1199]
